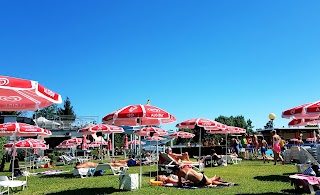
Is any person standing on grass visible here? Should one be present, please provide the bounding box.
[261,138,269,163]
[271,130,284,165]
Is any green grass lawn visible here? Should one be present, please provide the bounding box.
[0,160,307,195]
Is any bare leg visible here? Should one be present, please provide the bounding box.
[273,152,278,165]
[182,152,190,161]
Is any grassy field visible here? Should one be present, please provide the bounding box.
[0,160,307,195]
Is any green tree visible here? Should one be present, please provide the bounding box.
[32,105,58,119]
[57,97,76,121]
[246,119,254,134]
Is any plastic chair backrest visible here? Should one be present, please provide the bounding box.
[0,176,9,181]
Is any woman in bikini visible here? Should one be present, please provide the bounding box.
[271,130,284,165]
[167,147,190,162]
[170,165,232,187]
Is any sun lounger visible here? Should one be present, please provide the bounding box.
[0,176,27,194]
[95,163,128,175]
[158,152,204,173]
[73,168,95,178]
[289,174,320,194]
[221,155,242,165]
[61,155,78,165]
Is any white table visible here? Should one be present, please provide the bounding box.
[0,180,27,195]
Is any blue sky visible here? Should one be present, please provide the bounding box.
[1,1,320,131]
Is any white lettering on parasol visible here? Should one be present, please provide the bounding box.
[4,104,25,109]
[290,110,295,114]
[147,108,161,112]
[150,113,164,118]
[129,106,138,112]
[0,96,22,102]
[127,113,135,118]
[43,88,55,97]
[0,78,9,86]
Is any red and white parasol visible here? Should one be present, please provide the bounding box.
[65,137,90,145]
[128,140,146,145]
[102,102,175,188]
[78,124,124,135]
[168,131,195,139]
[56,140,78,149]
[133,127,168,137]
[4,139,49,150]
[144,136,164,141]
[176,118,224,130]
[282,102,320,119]
[0,75,62,111]
[0,122,52,137]
[102,104,176,126]
[288,118,320,127]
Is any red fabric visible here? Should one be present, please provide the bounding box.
[102,104,175,126]
[78,124,124,135]
[0,75,62,111]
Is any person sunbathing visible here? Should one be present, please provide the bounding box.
[167,147,190,162]
[75,161,127,169]
[171,165,233,187]
[41,160,54,168]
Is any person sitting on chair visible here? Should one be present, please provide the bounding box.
[166,147,190,162]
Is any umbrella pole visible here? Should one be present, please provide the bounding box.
[225,133,228,166]
[139,119,142,188]
[112,133,115,157]
[156,140,158,179]
[199,128,201,167]
[12,133,16,180]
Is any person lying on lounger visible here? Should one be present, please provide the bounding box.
[169,165,234,187]
[41,160,54,168]
[74,161,127,169]
[166,147,190,162]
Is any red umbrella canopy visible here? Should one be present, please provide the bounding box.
[128,140,146,145]
[282,102,320,119]
[102,104,176,126]
[56,140,77,149]
[133,127,168,137]
[0,122,51,136]
[306,101,320,115]
[168,131,195,139]
[176,118,224,130]
[78,124,124,135]
[65,137,90,145]
[0,75,62,111]
[90,140,108,145]
[145,136,164,141]
[4,139,48,149]
[288,118,320,127]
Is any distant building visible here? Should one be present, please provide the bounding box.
[257,126,318,144]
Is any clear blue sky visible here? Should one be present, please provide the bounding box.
[1,1,320,131]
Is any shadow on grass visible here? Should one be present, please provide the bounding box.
[142,171,165,177]
[282,172,297,176]
[253,175,289,182]
[46,187,121,195]
[236,189,301,195]
[40,173,74,179]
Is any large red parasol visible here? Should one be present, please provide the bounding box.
[176,118,227,161]
[102,104,175,126]
[0,122,52,137]
[168,131,195,139]
[78,124,124,135]
[282,102,319,119]
[102,102,175,188]
[4,139,49,150]
[0,75,62,111]
[133,127,168,137]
